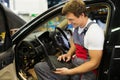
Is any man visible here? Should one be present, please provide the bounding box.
[34,0,104,80]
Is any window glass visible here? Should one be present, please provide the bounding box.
[25,14,66,40]
[25,4,109,40]
[38,15,65,31]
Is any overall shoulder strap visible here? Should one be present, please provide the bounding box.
[73,21,96,46]
[80,22,96,46]
[82,22,96,35]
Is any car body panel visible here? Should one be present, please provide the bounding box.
[0,47,17,80]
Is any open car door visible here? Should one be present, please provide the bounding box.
[0,3,26,80]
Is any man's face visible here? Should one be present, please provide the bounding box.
[66,12,83,28]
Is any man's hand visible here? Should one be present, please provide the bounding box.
[57,54,71,62]
[54,67,72,75]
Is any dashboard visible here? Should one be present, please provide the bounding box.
[15,31,58,71]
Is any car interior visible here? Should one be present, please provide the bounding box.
[14,3,109,80]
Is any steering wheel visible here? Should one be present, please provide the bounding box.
[54,27,70,53]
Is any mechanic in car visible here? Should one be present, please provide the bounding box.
[34,0,104,80]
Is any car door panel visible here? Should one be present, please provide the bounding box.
[0,47,17,80]
[0,47,14,70]
[108,46,120,80]
[0,63,17,80]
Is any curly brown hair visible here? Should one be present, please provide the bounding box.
[62,0,87,17]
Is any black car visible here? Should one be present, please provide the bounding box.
[0,0,120,80]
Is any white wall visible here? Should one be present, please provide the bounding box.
[10,0,48,14]
[9,0,48,21]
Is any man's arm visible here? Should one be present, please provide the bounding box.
[69,50,103,75]
[67,38,76,56]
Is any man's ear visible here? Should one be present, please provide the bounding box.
[81,13,85,16]
[78,13,85,19]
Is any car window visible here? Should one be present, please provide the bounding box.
[24,3,109,41]
[34,5,108,34]
[24,14,66,40]
[37,14,65,32]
